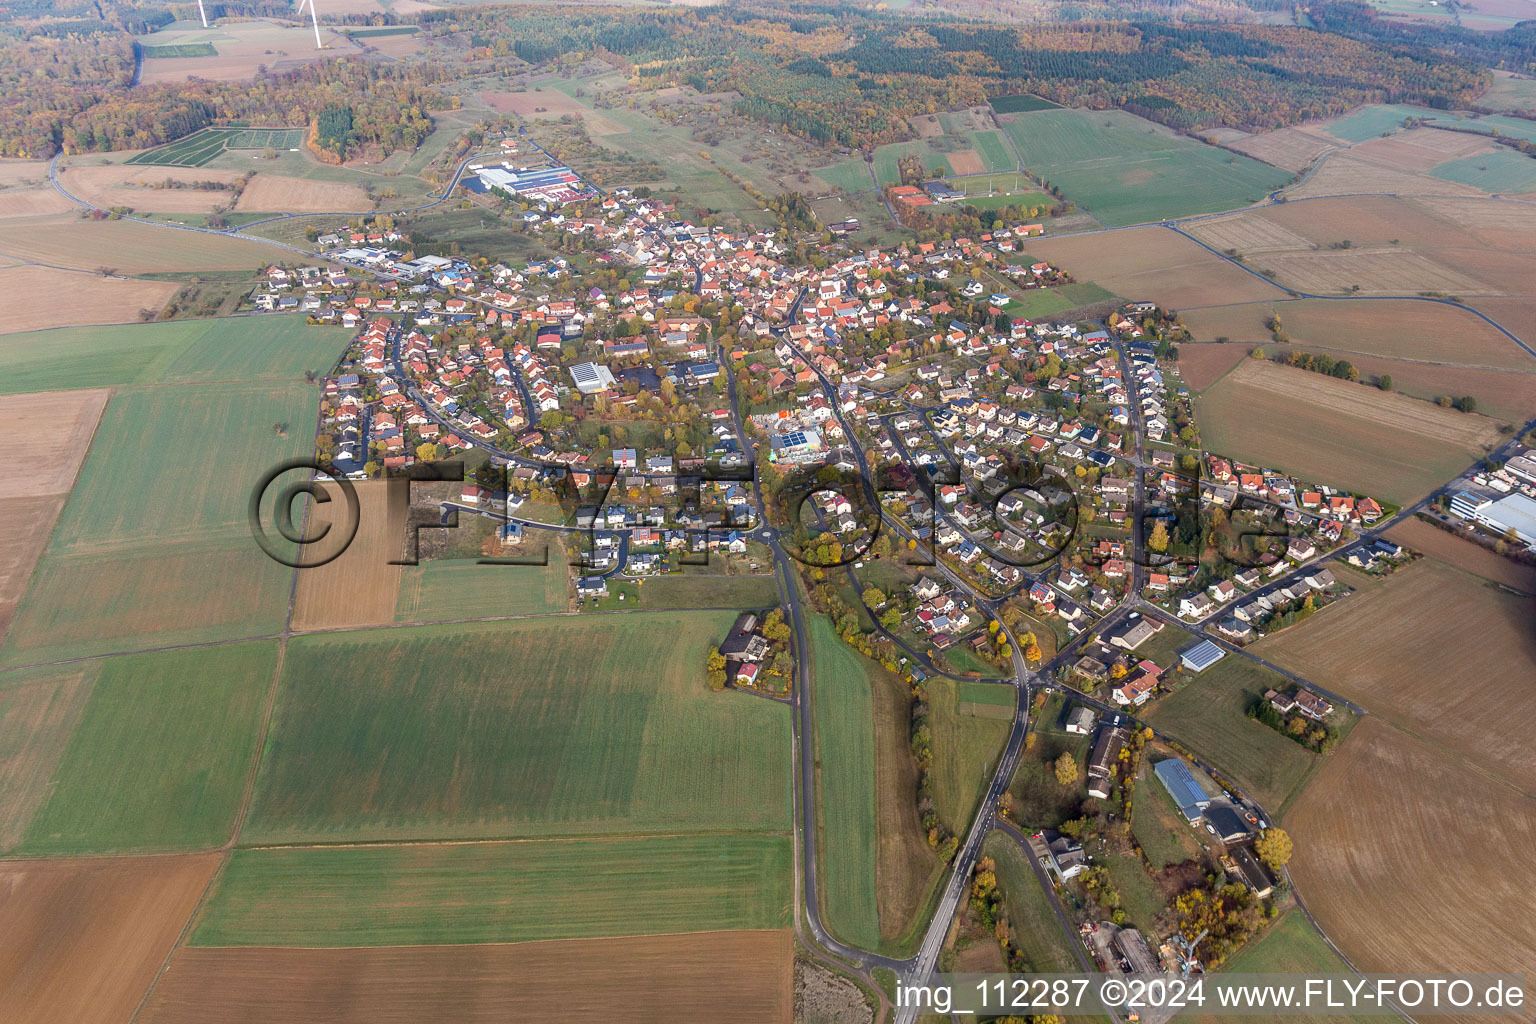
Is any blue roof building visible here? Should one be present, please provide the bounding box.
[1154,758,1213,822]
[1180,639,1226,673]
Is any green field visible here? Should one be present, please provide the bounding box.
[1480,75,1536,114]
[972,129,1015,171]
[983,830,1081,972]
[14,642,274,855]
[1002,108,1290,226]
[1143,656,1321,815]
[2,382,318,664]
[1206,911,1377,1024]
[929,679,1011,836]
[395,558,568,621]
[1431,150,1536,193]
[242,614,792,843]
[140,42,217,58]
[192,833,793,946]
[126,126,306,167]
[990,94,1062,114]
[958,190,1053,212]
[589,572,781,612]
[344,25,421,38]
[873,141,954,186]
[0,318,352,394]
[957,680,1016,707]
[815,157,876,193]
[810,616,881,951]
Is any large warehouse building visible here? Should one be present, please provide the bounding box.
[1470,492,1536,550]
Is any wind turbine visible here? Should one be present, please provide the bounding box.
[196,0,208,28]
[296,0,324,49]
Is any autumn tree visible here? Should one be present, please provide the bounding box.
[1148,519,1171,554]
[1254,827,1293,870]
[1054,752,1079,786]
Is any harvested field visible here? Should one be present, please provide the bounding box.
[0,160,50,187]
[0,388,110,500]
[478,88,628,135]
[1196,359,1503,503]
[0,213,275,273]
[0,854,221,1024]
[1346,126,1498,172]
[1180,298,1536,370]
[193,835,792,946]
[234,174,369,213]
[0,389,107,633]
[58,164,243,212]
[1256,559,1536,789]
[1287,152,1486,199]
[1386,516,1536,593]
[142,931,793,1024]
[1287,719,1536,1008]
[1269,350,1536,423]
[1024,226,1282,310]
[0,266,179,334]
[1175,343,1250,390]
[291,480,403,630]
[0,189,74,218]
[1254,246,1484,296]
[947,149,985,175]
[0,667,92,850]
[1225,126,1337,172]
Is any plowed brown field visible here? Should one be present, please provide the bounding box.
[0,854,220,1024]
[1288,719,1536,1023]
[291,480,403,630]
[140,929,793,1023]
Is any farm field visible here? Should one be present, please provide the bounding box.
[243,614,792,842]
[59,164,244,211]
[981,830,1081,973]
[135,23,360,85]
[1142,654,1322,815]
[0,388,107,633]
[0,182,75,218]
[1287,151,1487,199]
[140,930,794,1024]
[291,480,403,631]
[1000,108,1289,226]
[1287,719,1536,1002]
[1225,126,1338,173]
[593,572,780,611]
[1024,226,1282,309]
[1342,126,1498,173]
[0,265,180,334]
[2,382,317,664]
[1315,104,1445,144]
[192,834,793,946]
[0,666,93,851]
[1384,516,1536,593]
[13,642,275,855]
[810,616,880,951]
[0,854,221,1024]
[989,94,1061,114]
[1195,359,1503,505]
[0,212,280,273]
[394,556,569,621]
[927,678,1011,837]
[1198,910,1375,1024]
[1480,71,1536,113]
[1179,298,1536,371]
[1255,559,1536,792]
[0,317,352,394]
[1431,150,1536,194]
[234,174,370,213]
[1174,343,1250,391]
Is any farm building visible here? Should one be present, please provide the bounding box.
[1228,846,1275,898]
[1180,639,1226,672]
[1086,723,1128,800]
[1153,757,1214,822]
[1206,804,1251,843]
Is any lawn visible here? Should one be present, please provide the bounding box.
[242,614,793,843]
[1132,758,1205,869]
[1008,730,1089,830]
[0,317,352,394]
[982,830,1081,972]
[191,833,793,946]
[15,642,274,855]
[1143,655,1321,815]
[1002,108,1289,226]
[928,678,1011,836]
[1431,150,1536,194]
[810,616,881,951]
